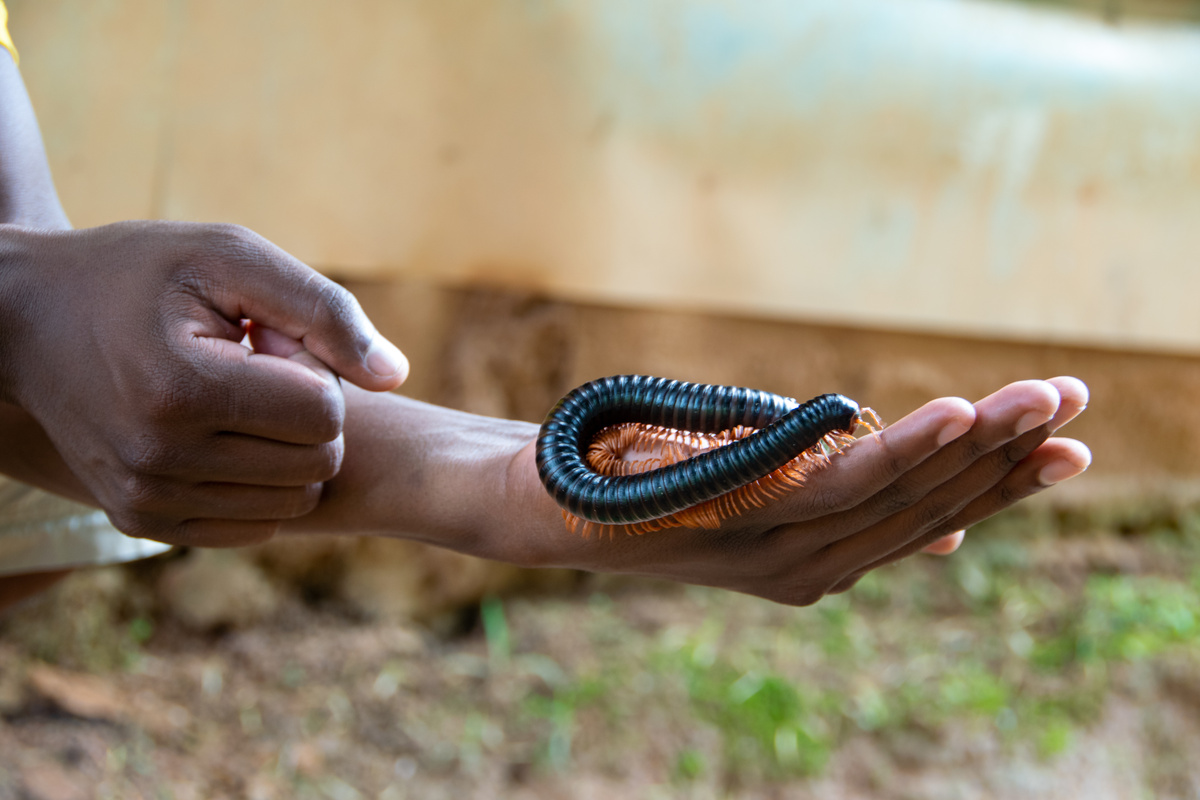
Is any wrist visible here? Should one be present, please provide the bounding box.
[495,439,581,568]
[288,389,559,564]
[385,403,550,564]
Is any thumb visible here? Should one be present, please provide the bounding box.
[200,226,409,391]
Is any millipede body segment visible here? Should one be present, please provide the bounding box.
[535,375,879,537]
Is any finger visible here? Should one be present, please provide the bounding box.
[190,225,408,391]
[793,380,1060,549]
[827,438,1090,590]
[156,434,344,486]
[148,519,282,549]
[117,481,324,527]
[789,396,977,515]
[190,336,347,445]
[1045,376,1088,431]
[936,437,1092,541]
[247,323,343,401]
[248,322,306,358]
[859,380,1061,519]
[922,530,965,555]
[822,421,1057,570]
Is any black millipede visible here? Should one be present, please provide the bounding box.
[535,375,881,537]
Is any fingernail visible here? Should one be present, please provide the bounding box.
[1038,460,1084,486]
[937,419,971,446]
[366,337,409,380]
[1016,409,1053,435]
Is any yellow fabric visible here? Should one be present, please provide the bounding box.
[0,1,16,65]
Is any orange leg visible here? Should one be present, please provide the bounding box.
[565,411,883,538]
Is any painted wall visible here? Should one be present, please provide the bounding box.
[10,0,1200,352]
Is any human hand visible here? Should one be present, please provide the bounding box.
[510,377,1089,605]
[0,220,408,546]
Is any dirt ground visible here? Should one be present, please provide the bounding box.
[2,509,1199,800]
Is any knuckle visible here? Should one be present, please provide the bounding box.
[961,438,993,462]
[872,482,919,517]
[875,454,910,485]
[117,469,170,513]
[289,406,342,450]
[914,501,959,532]
[205,222,262,254]
[312,280,363,329]
[106,505,168,543]
[141,367,200,424]
[310,384,347,442]
[187,224,278,282]
[995,480,1030,507]
[312,439,344,482]
[285,484,323,517]
[999,440,1035,467]
[807,485,852,514]
[307,281,371,354]
[765,551,834,607]
[119,435,179,476]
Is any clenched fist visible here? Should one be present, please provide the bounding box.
[0,220,407,546]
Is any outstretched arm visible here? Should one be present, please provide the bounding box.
[280,366,1089,606]
[8,311,1091,605]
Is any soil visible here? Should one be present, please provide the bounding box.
[2,522,1199,800]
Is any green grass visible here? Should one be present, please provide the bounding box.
[496,506,1200,783]
[5,504,1200,796]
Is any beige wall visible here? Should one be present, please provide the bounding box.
[10,0,1200,354]
[8,0,1200,501]
[341,276,1200,508]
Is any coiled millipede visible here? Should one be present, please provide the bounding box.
[535,375,882,538]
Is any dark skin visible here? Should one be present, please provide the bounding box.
[281,371,1089,605]
[0,42,1091,612]
[0,49,408,549]
[0,39,403,609]
[251,326,1089,605]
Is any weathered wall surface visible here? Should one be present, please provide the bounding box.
[347,277,1200,508]
[10,0,1200,354]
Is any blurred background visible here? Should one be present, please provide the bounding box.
[3,0,1200,797]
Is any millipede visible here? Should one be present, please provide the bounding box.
[535,375,882,538]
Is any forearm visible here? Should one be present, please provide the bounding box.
[0,376,565,562]
[281,386,561,566]
[284,378,1091,608]
[0,48,69,229]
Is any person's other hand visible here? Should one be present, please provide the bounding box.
[0,220,408,546]
[513,377,1089,605]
